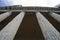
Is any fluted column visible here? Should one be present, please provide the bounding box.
[0,11,25,40]
[36,12,60,40]
[49,13,60,22]
[0,12,12,22]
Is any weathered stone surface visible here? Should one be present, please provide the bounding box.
[49,13,60,22]
[36,12,60,40]
[0,12,11,22]
[0,11,25,40]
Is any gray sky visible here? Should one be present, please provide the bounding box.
[12,0,60,7]
[0,0,60,7]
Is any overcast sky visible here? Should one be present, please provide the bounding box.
[0,0,60,7]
